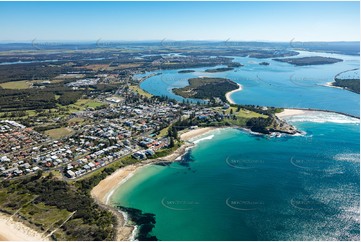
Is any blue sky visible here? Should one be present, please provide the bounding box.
[0,1,359,42]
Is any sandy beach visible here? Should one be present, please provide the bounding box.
[322,81,345,90]
[0,128,216,241]
[225,84,243,104]
[276,108,307,118]
[91,126,217,241]
[0,213,46,241]
[179,127,216,141]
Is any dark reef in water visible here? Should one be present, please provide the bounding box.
[115,205,158,241]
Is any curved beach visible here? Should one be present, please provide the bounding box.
[225,83,243,104]
[91,127,216,240]
[0,213,46,241]
[91,110,359,240]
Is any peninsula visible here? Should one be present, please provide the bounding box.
[173,77,239,102]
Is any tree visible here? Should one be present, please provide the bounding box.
[46,172,54,180]
[169,137,175,148]
[35,170,43,179]
[172,126,178,139]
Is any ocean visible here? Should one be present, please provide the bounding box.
[111,113,360,240]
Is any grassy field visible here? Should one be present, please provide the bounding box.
[118,63,142,69]
[0,172,116,240]
[129,85,153,98]
[63,98,105,113]
[0,80,32,89]
[0,190,69,236]
[45,127,73,139]
[217,107,268,119]
[156,126,169,138]
[67,117,85,125]
[73,99,105,109]
[19,202,71,233]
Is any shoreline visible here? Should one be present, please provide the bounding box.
[225,83,242,104]
[321,81,345,91]
[276,108,359,120]
[91,109,359,240]
[91,127,217,241]
[0,213,46,241]
[322,81,359,94]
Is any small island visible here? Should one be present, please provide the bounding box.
[259,62,270,66]
[205,67,234,73]
[173,77,239,102]
[227,62,244,68]
[273,56,343,66]
[178,70,195,73]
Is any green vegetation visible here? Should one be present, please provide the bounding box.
[164,104,291,135]
[0,80,93,112]
[45,127,73,139]
[75,156,138,186]
[204,67,234,73]
[246,117,273,133]
[129,85,153,98]
[273,56,343,66]
[333,78,360,94]
[0,173,116,240]
[156,126,170,138]
[173,77,239,102]
[0,80,32,89]
[178,70,195,73]
[227,62,243,68]
[0,88,57,111]
[67,117,85,125]
[0,62,73,83]
[222,106,268,119]
[71,98,105,109]
[58,91,83,106]
[155,143,181,156]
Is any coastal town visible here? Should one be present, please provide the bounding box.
[0,51,300,181]
[0,91,290,180]
[0,53,295,240]
[0,39,358,241]
[0,0,360,241]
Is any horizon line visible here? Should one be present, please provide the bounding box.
[0,39,360,44]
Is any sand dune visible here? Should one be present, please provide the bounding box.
[0,213,46,241]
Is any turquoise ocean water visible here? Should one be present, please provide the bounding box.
[111,114,360,240]
[112,51,360,240]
